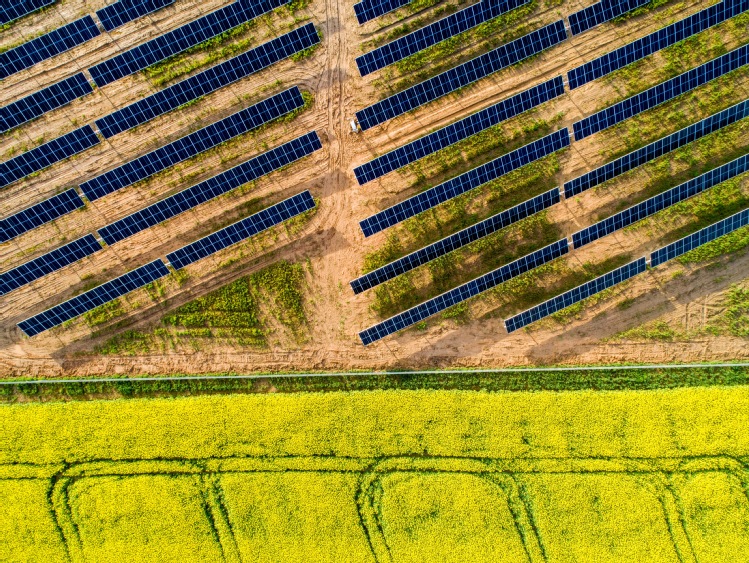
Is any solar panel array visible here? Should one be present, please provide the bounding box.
[355,20,567,131]
[356,0,530,76]
[98,131,321,244]
[81,87,304,201]
[360,129,570,237]
[0,234,101,295]
[567,0,651,36]
[0,125,100,189]
[0,0,55,25]
[650,208,749,266]
[0,73,93,133]
[359,239,569,344]
[96,0,175,32]
[573,45,749,140]
[351,188,559,294]
[95,23,319,138]
[504,258,646,332]
[167,190,315,269]
[89,0,289,87]
[572,154,749,248]
[568,0,749,90]
[0,16,100,80]
[0,188,84,242]
[564,98,749,197]
[17,259,170,337]
[354,76,565,185]
[353,0,411,25]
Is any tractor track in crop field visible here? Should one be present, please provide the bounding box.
[7,454,749,563]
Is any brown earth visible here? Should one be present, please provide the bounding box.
[0,0,747,377]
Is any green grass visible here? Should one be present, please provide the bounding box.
[84,301,125,328]
[95,260,309,355]
[677,224,749,264]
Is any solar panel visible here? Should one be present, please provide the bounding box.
[17,259,170,337]
[572,44,749,141]
[572,153,749,248]
[98,131,321,245]
[167,190,315,269]
[0,0,56,25]
[94,23,319,138]
[353,0,411,25]
[568,0,656,36]
[564,98,749,197]
[354,76,565,185]
[360,128,570,237]
[0,16,100,80]
[80,87,304,201]
[568,0,749,90]
[356,0,530,76]
[89,0,289,87]
[650,208,749,266]
[0,73,93,133]
[0,188,84,242]
[96,0,175,32]
[504,257,647,332]
[351,188,559,294]
[359,239,569,345]
[355,20,567,131]
[0,125,100,189]
[0,234,101,295]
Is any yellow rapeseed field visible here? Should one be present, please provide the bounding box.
[2,386,749,562]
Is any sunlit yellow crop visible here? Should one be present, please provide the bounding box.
[2,387,749,562]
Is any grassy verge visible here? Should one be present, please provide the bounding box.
[2,365,749,402]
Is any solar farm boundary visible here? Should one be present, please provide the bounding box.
[7,362,749,385]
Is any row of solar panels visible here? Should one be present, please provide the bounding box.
[0,0,279,82]
[359,195,749,343]
[354,0,748,131]
[353,99,749,342]
[0,0,56,26]
[353,0,650,27]
[353,107,749,293]
[1,8,317,136]
[2,128,319,249]
[14,190,316,336]
[2,130,320,293]
[0,23,319,193]
[0,0,173,29]
[354,41,749,193]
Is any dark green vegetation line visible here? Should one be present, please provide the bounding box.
[2,365,749,403]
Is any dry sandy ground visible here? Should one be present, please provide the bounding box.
[0,0,747,377]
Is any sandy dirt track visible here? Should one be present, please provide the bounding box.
[0,0,747,377]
